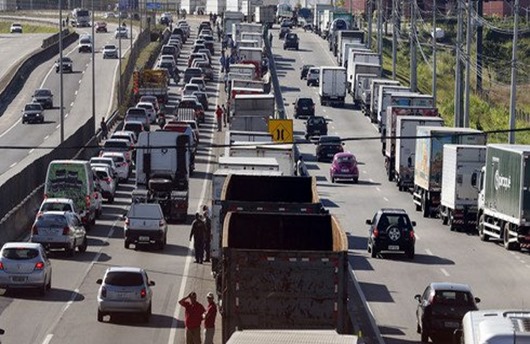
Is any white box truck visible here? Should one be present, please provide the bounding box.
[368,79,400,119]
[319,66,347,107]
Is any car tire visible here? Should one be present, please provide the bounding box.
[142,303,152,323]
[420,329,429,343]
[331,176,335,183]
[108,196,114,204]
[38,281,47,296]
[97,310,104,322]
[353,177,359,184]
[124,240,130,249]
[40,118,44,124]
[22,119,25,124]
[370,245,377,258]
[421,197,430,218]
[46,274,52,290]
[66,244,75,257]
[78,236,88,253]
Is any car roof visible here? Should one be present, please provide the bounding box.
[335,152,354,158]
[379,208,408,214]
[105,138,129,143]
[102,151,126,157]
[124,120,144,125]
[3,242,41,249]
[429,282,473,292]
[105,266,144,274]
[42,197,74,203]
[93,166,110,172]
[38,211,69,216]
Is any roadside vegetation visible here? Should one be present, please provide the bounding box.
[0,20,58,33]
[375,17,530,144]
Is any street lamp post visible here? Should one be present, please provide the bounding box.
[91,0,95,128]
[59,0,64,143]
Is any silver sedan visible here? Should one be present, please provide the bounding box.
[0,242,52,295]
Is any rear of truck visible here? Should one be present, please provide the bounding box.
[319,67,347,107]
[133,70,169,105]
[221,212,348,344]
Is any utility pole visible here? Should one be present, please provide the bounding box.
[454,0,464,127]
[463,0,473,128]
[377,0,383,54]
[410,0,417,92]
[367,0,373,49]
[59,0,64,143]
[392,0,397,79]
[432,0,437,104]
[508,0,520,144]
[476,0,483,93]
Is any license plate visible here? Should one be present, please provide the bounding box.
[388,245,400,251]
[341,169,349,173]
[139,236,150,242]
[314,131,320,134]
[327,153,334,157]
[445,321,459,328]
[302,107,308,110]
[12,276,27,283]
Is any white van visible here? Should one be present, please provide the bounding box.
[44,160,98,228]
[460,310,530,343]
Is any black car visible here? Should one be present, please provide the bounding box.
[305,116,328,139]
[366,208,416,259]
[316,135,344,162]
[283,33,299,50]
[293,97,315,118]
[415,282,480,343]
[279,27,290,39]
[300,64,314,79]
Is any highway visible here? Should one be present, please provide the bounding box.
[0,18,222,344]
[0,23,130,175]
[0,33,51,83]
[270,27,530,343]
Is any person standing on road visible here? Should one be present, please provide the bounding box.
[190,213,206,263]
[220,55,226,73]
[216,25,222,42]
[100,118,108,139]
[269,32,273,45]
[202,205,212,262]
[215,105,223,132]
[203,292,217,344]
[179,292,206,344]
[222,104,228,126]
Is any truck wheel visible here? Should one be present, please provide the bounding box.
[478,215,489,242]
[370,246,377,258]
[503,223,519,251]
[448,212,456,231]
[421,197,430,218]
[124,240,130,249]
[387,168,393,182]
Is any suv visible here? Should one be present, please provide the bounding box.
[78,35,93,53]
[115,26,128,39]
[22,103,44,124]
[32,88,53,109]
[306,67,320,86]
[365,208,416,259]
[305,116,328,139]
[102,44,118,59]
[283,33,299,50]
[95,21,108,33]
[316,135,344,162]
[293,97,315,118]
[415,282,480,343]
[54,57,73,73]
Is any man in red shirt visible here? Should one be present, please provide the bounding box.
[215,105,223,132]
[203,292,217,344]
[179,292,206,344]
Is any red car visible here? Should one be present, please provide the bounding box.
[329,152,359,183]
[95,22,108,33]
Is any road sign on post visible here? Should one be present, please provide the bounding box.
[146,2,161,10]
[268,119,293,143]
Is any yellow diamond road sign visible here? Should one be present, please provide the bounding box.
[268,119,293,143]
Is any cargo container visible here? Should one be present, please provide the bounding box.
[349,63,381,102]
[374,87,413,128]
[227,330,358,344]
[334,30,364,62]
[319,66,347,107]
[255,5,275,28]
[379,92,434,137]
[412,127,486,217]
[341,42,369,68]
[476,144,530,250]
[206,0,225,15]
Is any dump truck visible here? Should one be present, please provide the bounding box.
[394,116,444,192]
[413,127,486,218]
[384,106,439,181]
[475,144,530,250]
[440,145,487,231]
[221,211,348,343]
[133,69,169,104]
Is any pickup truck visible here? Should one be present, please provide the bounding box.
[123,203,167,250]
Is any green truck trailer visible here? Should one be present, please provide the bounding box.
[476,144,530,250]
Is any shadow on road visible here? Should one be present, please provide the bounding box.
[358,281,394,303]
[3,287,85,302]
[102,313,183,329]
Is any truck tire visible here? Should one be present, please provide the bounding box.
[448,211,456,231]
[503,223,519,251]
[478,215,489,242]
[124,240,130,249]
[422,197,430,218]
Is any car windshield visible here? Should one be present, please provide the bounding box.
[41,202,73,212]
[95,170,109,179]
[124,123,142,130]
[297,98,313,106]
[104,141,128,149]
[36,214,68,226]
[320,136,341,143]
[80,38,91,44]
[127,109,145,116]
[105,271,143,286]
[434,290,474,306]
[2,248,39,260]
[104,45,116,49]
[380,214,412,229]
[179,100,196,108]
[25,104,41,111]
[337,155,355,163]
[136,104,152,110]
[35,90,50,96]
[310,117,326,125]
[287,34,297,40]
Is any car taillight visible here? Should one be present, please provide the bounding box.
[124,218,129,226]
[409,230,415,239]
[63,226,70,235]
[32,225,38,235]
[34,261,45,270]
[159,220,165,227]
[104,177,112,184]
[101,286,107,298]
[0,262,4,270]
[373,228,379,238]
[140,288,147,298]
[85,195,91,208]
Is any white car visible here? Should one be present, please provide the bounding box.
[10,23,22,33]
[90,157,118,179]
[92,166,116,203]
[38,198,77,216]
[102,44,118,59]
[135,102,157,124]
[78,35,93,53]
[181,84,200,97]
[110,130,137,144]
[115,27,128,39]
[101,152,131,181]
[158,54,176,66]
[189,77,206,91]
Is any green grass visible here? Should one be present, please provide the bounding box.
[0,20,58,33]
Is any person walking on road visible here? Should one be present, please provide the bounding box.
[179,292,206,344]
[190,213,206,263]
[215,105,223,132]
[202,205,212,262]
[100,118,108,140]
[222,104,228,126]
[203,292,217,344]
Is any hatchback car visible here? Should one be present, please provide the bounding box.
[283,33,299,50]
[95,21,108,33]
[135,102,156,124]
[189,77,206,91]
[54,57,73,73]
[415,282,480,343]
[139,96,160,114]
[101,152,131,181]
[182,84,200,97]
[101,139,134,163]
[300,64,314,79]
[366,208,416,259]
[305,116,328,139]
[10,23,22,33]
[22,102,44,124]
[195,61,214,81]
[306,67,320,86]
[184,68,203,83]
[97,267,155,322]
[0,243,52,295]
[102,44,118,59]
[123,121,145,140]
[32,88,53,109]
[90,157,119,179]
[37,198,77,216]
[316,135,344,162]
[330,152,359,183]
[293,97,315,118]
[30,211,88,256]
[92,166,116,203]
[192,91,209,111]
[115,26,128,39]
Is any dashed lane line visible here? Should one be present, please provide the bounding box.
[440,268,450,277]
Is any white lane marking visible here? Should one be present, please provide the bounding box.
[79,79,82,83]
[425,249,433,256]
[70,102,74,107]
[440,268,450,277]
[362,170,367,174]
[168,64,221,344]
[375,187,381,192]
[9,162,17,168]
[44,135,49,140]
[0,120,21,139]
[75,90,78,96]
[65,113,69,118]
[29,149,35,154]
[42,334,53,344]
[383,197,389,202]
[415,233,420,240]
[369,178,374,182]
[55,124,60,129]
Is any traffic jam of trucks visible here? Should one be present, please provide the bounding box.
[22,3,530,344]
